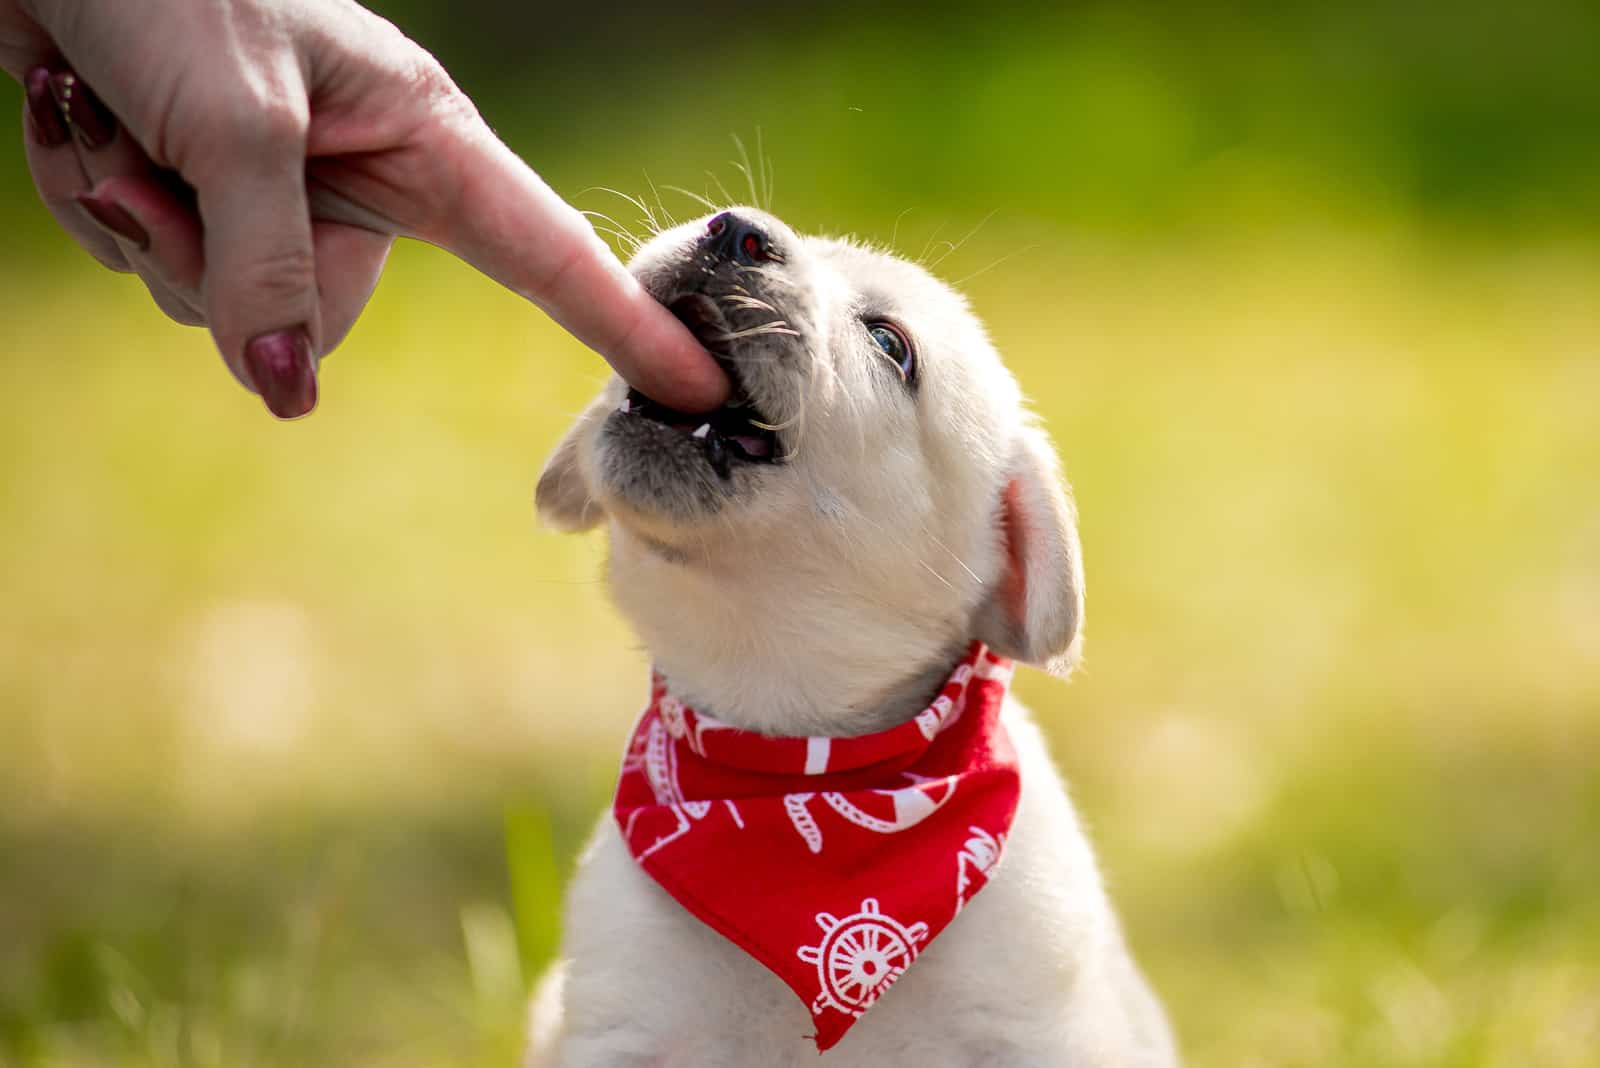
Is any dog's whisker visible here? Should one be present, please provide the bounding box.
[916,559,957,592]
[580,208,643,240]
[926,209,998,273]
[663,184,722,213]
[718,295,779,313]
[707,324,800,342]
[756,126,774,210]
[579,186,664,236]
[952,244,1041,287]
[730,133,761,209]
[747,410,802,432]
[706,170,737,209]
[889,206,915,254]
[922,528,983,585]
[588,223,644,253]
[643,170,678,229]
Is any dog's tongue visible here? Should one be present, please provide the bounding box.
[728,433,773,458]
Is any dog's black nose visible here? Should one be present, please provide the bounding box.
[704,211,778,265]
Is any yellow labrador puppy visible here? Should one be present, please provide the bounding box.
[529,208,1177,1067]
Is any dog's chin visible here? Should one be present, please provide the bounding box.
[590,415,773,534]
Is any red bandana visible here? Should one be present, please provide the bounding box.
[613,642,1021,1051]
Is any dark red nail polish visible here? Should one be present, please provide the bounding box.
[24,67,69,148]
[48,70,116,150]
[76,193,150,251]
[243,329,318,419]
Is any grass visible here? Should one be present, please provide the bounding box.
[3,3,1599,1059]
[2,221,1596,1066]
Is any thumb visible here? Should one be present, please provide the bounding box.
[425,124,729,412]
[196,122,321,420]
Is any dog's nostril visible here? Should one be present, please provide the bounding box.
[704,210,777,266]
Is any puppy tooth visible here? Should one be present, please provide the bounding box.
[619,397,632,413]
[691,423,710,439]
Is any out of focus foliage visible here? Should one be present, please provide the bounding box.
[2,3,1596,1066]
[388,0,1600,232]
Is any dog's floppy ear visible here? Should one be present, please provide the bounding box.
[973,425,1085,675]
[535,397,608,532]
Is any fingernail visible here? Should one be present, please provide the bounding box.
[76,193,150,251]
[48,70,117,150]
[243,329,318,419]
[24,67,69,148]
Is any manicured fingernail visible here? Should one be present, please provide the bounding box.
[243,329,318,419]
[76,193,150,251]
[24,67,69,147]
[48,70,116,150]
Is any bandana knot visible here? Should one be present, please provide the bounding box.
[613,642,1021,1051]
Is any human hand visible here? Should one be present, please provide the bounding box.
[2,0,728,417]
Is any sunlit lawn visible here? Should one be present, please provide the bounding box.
[3,209,1597,1067]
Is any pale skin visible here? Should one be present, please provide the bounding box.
[1,0,730,417]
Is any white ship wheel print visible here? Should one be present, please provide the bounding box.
[796,898,929,1018]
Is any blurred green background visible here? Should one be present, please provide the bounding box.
[3,2,1598,1065]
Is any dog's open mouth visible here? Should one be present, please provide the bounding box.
[616,294,783,479]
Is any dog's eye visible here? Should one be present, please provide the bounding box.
[867,322,916,384]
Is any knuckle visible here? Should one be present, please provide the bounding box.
[226,244,317,308]
[415,57,463,106]
[227,100,310,154]
[404,50,476,125]
[160,68,309,177]
[360,10,466,114]
[172,94,307,181]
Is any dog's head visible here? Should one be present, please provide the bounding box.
[537,208,1083,730]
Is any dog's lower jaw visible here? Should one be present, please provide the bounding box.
[589,427,738,528]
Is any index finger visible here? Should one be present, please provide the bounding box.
[425,124,729,412]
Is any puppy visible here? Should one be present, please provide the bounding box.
[528,208,1178,1066]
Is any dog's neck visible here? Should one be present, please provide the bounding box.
[608,528,984,737]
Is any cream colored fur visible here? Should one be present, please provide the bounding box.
[527,209,1178,1066]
